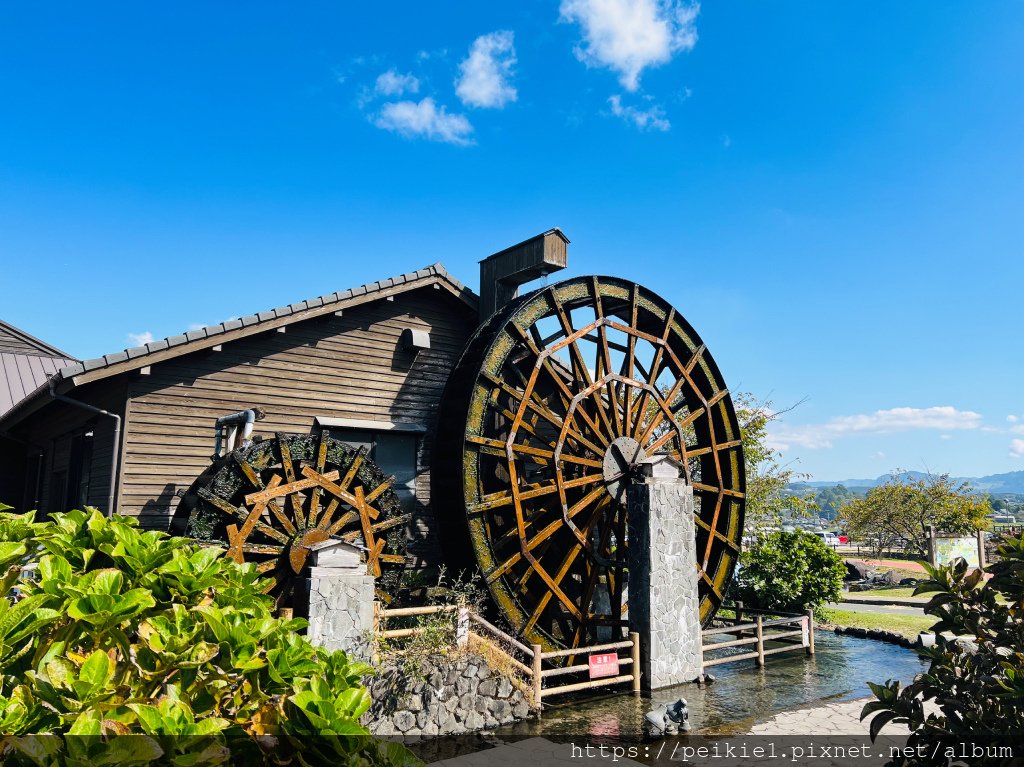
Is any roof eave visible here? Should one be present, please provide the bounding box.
[0,264,477,431]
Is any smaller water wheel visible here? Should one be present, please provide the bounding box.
[173,430,409,605]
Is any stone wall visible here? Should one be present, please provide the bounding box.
[627,478,703,689]
[366,653,533,736]
[303,566,375,660]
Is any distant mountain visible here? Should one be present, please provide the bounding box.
[790,470,1024,495]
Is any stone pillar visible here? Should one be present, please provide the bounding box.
[627,456,703,690]
[303,540,376,660]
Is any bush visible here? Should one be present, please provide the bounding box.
[731,530,845,611]
[0,505,418,766]
[861,532,1024,761]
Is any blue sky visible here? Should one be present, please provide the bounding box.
[1,2,1022,482]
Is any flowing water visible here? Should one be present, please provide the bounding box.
[492,631,928,741]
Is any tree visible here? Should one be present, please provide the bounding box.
[732,393,816,531]
[839,472,990,558]
[861,532,1024,759]
[731,530,846,611]
[814,484,859,522]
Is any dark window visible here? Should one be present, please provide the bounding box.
[333,429,417,514]
[65,431,94,510]
[47,470,67,516]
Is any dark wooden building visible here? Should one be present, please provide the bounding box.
[0,264,477,566]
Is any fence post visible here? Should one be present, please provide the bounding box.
[371,602,381,665]
[630,632,641,694]
[456,606,469,649]
[805,609,815,655]
[976,529,986,569]
[927,524,937,567]
[532,644,543,716]
[755,616,764,667]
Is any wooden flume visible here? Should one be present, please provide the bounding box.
[434,275,746,656]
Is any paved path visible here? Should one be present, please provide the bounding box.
[828,601,926,617]
[748,697,908,736]
[427,700,917,766]
[841,556,927,573]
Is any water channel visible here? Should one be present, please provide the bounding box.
[492,632,928,742]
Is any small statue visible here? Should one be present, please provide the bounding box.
[644,698,691,736]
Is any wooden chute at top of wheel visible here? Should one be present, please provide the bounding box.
[433,275,746,656]
[172,431,409,604]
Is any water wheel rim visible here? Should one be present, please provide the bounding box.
[176,431,409,606]
[456,275,745,654]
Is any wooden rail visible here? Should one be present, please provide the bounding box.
[701,605,814,668]
[373,602,641,713]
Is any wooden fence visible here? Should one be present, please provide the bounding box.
[701,605,814,668]
[374,603,640,711]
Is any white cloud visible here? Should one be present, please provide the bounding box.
[608,94,670,131]
[768,406,984,451]
[940,434,952,440]
[374,69,420,97]
[1008,414,1019,423]
[127,331,154,347]
[1011,424,1024,435]
[1011,439,1024,459]
[373,98,474,145]
[560,0,699,91]
[455,31,517,108]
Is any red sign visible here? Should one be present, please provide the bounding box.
[588,652,619,679]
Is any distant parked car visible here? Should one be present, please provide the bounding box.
[810,531,840,548]
[834,532,849,544]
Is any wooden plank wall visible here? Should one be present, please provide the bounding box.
[121,287,475,568]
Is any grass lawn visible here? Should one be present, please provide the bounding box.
[847,585,922,599]
[816,607,936,641]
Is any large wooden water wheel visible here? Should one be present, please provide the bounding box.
[433,276,745,654]
[173,431,408,605]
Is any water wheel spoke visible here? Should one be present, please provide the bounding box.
[365,475,395,504]
[198,489,290,545]
[371,513,411,534]
[449,276,745,653]
[317,498,341,531]
[308,428,331,526]
[354,485,381,576]
[328,510,358,536]
[243,470,341,506]
[467,435,603,469]
[181,432,407,609]
[486,488,609,583]
[339,446,367,492]
[267,499,296,536]
[241,543,286,555]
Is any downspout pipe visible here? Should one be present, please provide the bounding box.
[48,377,121,518]
[213,407,266,459]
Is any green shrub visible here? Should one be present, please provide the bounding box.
[0,504,418,766]
[731,530,845,611]
[861,532,1024,760]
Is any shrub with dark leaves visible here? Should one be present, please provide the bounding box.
[862,532,1024,762]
